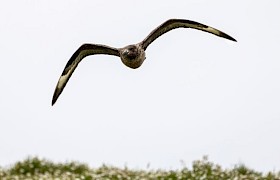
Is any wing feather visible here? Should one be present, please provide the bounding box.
[52,43,120,105]
[141,19,236,50]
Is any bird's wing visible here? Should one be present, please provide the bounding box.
[140,19,236,50]
[52,43,120,105]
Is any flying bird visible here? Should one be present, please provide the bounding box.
[52,19,236,105]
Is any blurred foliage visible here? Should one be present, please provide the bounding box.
[0,156,279,180]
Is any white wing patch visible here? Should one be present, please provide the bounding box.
[52,44,120,105]
[57,61,78,89]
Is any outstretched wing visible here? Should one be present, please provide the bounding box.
[52,43,120,105]
[140,19,237,50]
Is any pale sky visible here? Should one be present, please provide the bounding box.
[1,0,280,172]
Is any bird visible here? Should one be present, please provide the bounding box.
[52,18,236,105]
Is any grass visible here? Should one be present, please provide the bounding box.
[0,156,279,180]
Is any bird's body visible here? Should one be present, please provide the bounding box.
[52,19,236,105]
[120,44,146,69]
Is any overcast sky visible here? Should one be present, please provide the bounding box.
[0,0,280,172]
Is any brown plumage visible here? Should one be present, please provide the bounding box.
[52,19,237,105]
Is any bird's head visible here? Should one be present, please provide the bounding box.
[120,44,145,69]
[122,45,138,60]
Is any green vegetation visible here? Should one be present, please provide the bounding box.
[0,156,279,179]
